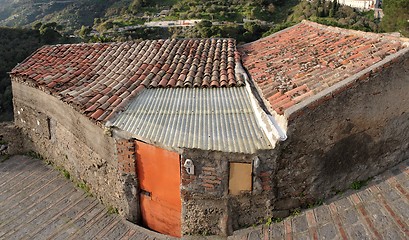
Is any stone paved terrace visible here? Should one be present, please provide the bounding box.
[0,155,174,240]
[1,155,408,240]
[228,159,409,240]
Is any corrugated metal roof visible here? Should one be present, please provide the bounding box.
[111,87,272,153]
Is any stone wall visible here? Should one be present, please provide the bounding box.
[0,122,23,155]
[11,81,138,222]
[275,50,409,207]
[180,149,278,236]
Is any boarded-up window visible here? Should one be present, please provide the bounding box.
[229,162,252,195]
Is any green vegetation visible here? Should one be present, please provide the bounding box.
[288,0,381,33]
[290,208,301,216]
[350,177,372,190]
[25,151,44,160]
[307,199,323,209]
[381,0,409,37]
[265,216,283,226]
[77,181,93,196]
[107,205,119,214]
[0,24,66,121]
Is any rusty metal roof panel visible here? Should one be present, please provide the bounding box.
[111,87,272,154]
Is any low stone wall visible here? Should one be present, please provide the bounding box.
[0,121,23,155]
[11,81,138,222]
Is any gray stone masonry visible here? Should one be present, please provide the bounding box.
[1,154,408,239]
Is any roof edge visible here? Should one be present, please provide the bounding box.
[240,20,409,48]
[301,20,409,44]
[284,47,409,121]
[10,45,49,74]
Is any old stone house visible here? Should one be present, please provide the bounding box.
[10,20,409,237]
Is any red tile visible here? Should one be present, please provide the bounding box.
[90,109,104,119]
[239,21,404,114]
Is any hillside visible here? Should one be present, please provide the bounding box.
[0,0,132,33]
[0,0,298,34]
[0,25,66,121]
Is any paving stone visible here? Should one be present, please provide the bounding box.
[56,204,104,238]
[364,201,394,230]
[317,223,337,240]
[393,172,409,191]
[33,198,98,239]
[314,205,332,224]
[334,197,353,211]
[338,208,359,225]
[0,159,38,183]
[102,220,130,240]
[0,181,67,234]
[67,208,109,239]
[357,189,375,203]
[347,223,371,240]
[81,212,118,238]
[292,232,310,240]
[396,179,409,191]
[376,181,392,192]
[0,168,56,206]
[381,188,401,202]
[269,222,285,239]
[391,168,403,176]
[292,214,309,233]
[247,228,262,240]
[5,190,85,240]
[390,199,409,220]
[380,227,404,240]
[0,161,41,193]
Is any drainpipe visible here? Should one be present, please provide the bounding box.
[235,61,287,142]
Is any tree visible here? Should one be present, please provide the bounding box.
[33,22,43,30]
[381,0,409,36]
[79,25,92,39]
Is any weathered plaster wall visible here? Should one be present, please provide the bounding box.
[180,149,278,236]
[276,50,409,206]
[11,81,138,222]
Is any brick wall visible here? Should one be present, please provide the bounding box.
[116,139,136,175]
[259,170,273,191]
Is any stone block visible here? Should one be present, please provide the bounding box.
[272,210,290,219]
[275,198,301,210]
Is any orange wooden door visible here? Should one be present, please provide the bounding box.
[135,141,181,237]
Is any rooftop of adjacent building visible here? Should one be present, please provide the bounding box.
[239,20,409,115]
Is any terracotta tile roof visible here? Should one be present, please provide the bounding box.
[11,38,243,122]
[239,20,405,115]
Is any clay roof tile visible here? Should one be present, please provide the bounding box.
[12,38,244,122]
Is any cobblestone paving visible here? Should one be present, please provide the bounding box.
[0,155,173,240]
[229,159,409,240]
[1,155,408,239]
